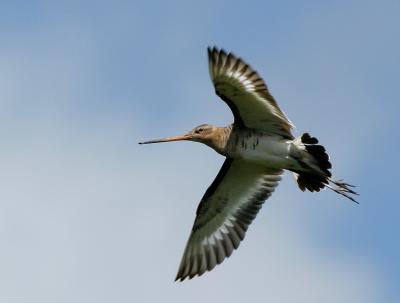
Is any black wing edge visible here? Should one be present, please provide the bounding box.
[207,47,245,127]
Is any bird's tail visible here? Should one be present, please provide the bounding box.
[292,133,358,203]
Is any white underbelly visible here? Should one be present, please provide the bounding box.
[234,135,293,168]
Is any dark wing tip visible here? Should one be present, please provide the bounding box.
[207,46,237,60]
[174,268,185,282]
[174,274,184,282]
[207,45,219,51]
[207,46,218,58]
[207,46,212,57]
[175,271,197,282]
[219,48,227,57]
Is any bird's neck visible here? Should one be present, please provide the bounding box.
[204,125,234,156]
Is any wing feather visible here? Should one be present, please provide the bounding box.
[175,159,282,281]
[208,46,294,139]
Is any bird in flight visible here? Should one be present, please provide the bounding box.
[139,47,358,281]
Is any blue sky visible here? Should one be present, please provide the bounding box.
[0,1,399,302]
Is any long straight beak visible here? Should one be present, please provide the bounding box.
[138,133,192,145]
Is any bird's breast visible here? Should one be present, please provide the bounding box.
[228,133,292,168]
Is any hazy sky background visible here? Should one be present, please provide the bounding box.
[0,1,399,302]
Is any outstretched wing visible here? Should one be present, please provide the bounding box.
[175,159,282,281]
[208,46,294,139]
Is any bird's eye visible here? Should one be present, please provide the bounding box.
[195,128,204,134]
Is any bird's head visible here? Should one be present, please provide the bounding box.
[189,124,215,143]
[139,124,217,145]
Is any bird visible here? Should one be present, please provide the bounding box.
[139,47,358,281]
